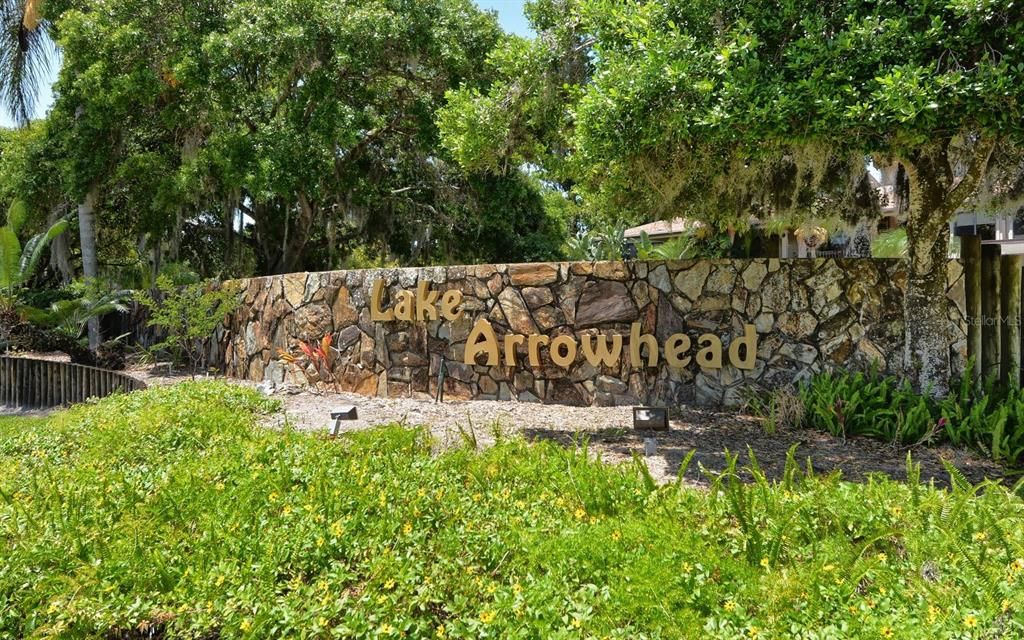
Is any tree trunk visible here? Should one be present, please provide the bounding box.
[901,137,997,395]
[47,205,73,284]
[78,185,101,351]
[903,208,952,395]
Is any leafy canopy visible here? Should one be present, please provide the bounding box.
[442,0,1024,226]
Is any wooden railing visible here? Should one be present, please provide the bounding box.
[0,355,147,410]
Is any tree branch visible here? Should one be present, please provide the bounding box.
[947,135,999,208]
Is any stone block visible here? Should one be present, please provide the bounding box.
[509,263,559,286]
[576,280,637,326]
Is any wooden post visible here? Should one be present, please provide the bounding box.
[1001,254,1023,386]
[982,244,1002,381]
[962,236,982,383]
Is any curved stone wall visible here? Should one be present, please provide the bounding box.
[216,259,967,406]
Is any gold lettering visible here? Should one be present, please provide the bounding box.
[394,290,415,321]
[441,290,463,321]
[503,333,525,366]
[728,324,758,370]
[665,334,691,368]
[528,334,550,367]
[370,280,394,321]
[550,335,577,367]
[581,334,623,368]
[697,334,723,368]
[415,281,439,321]
[629,322,658,367]
[465,318,500,365]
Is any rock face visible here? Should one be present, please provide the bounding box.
[215,258,968,407]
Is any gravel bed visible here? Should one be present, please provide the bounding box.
[38,364,1006,488]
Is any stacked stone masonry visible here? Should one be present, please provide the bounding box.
[216,259,968,406]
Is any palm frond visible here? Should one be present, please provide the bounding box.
[0,0,54,126]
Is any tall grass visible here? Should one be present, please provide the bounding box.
[1,382,1023,638]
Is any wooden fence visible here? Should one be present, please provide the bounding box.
[0,355,147,410]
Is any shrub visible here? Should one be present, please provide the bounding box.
[1,382,1022,638]
[136,276,240,376]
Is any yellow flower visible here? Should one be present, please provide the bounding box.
[928,605,941,623]
[723,600,737,612]
[760,558,770,569]
[963,614,978,629]
[823,564,836,572]
[435,624,445,637]
[331,521,345,537]
[282,506,292,516]
[318,617,328,627]
[1002,599,1011,614]
[268,492,279,502]
[574,508,586,520]
[513,582,522,594]
[215,482,225,491]
[240,619,252,632]
[403,522,413,535]
[472,493,482,502]
[216,574,225,587]
[479,610,496,624]
[881,626,894,638]
[1010,558,1024,572]
[875,553,887,564]
[385,579,396,590]
[418,488,427,498]
[747,626,760,639]
[379,623,394,634]
[973,531,988,542]
[611,530,622,541]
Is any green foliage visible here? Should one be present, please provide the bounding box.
[135,276,239,375]
[871,229,909,259]
[1,382,1023,638]
[341,245,400,271]
[0,200,68,304]
[38,280,131,343]
[797,368,1024,465]
[634,229,733,260]
[566,222,626,261]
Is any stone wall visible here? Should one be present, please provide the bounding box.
[216,259,968,406]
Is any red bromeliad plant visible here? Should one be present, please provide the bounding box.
[277,335,338,392]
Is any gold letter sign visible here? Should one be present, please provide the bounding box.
[368,280,759,372]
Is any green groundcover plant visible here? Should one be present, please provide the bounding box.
[794,368,1024,466]
[1,382,1023,639]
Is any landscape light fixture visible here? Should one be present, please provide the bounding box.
[632,406,669,431]
[330,405,359,436]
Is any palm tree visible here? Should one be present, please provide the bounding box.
[0,2,102,349]
[0,0,52,126]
